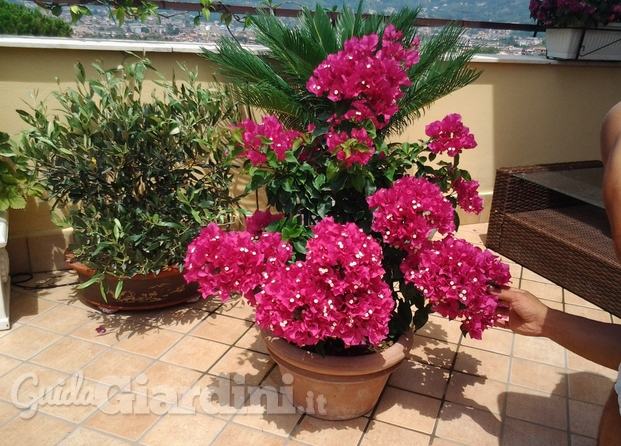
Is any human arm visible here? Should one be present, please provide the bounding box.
[491,287,621,371]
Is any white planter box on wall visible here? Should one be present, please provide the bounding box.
[546,25,621,60]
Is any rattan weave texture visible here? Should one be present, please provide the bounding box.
[486,160,621,317]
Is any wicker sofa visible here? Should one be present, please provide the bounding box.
[485,160,621,318]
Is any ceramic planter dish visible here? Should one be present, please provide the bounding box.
[65,251,199,313]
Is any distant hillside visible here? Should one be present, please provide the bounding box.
[226,0,533,24]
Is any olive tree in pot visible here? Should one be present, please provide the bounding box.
[16,57,240,313]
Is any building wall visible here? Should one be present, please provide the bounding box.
[2,38,621,273]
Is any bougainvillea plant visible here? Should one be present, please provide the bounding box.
[529,0,621,28]
[185,13,511,355]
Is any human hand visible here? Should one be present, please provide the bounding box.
[490,287,550,337]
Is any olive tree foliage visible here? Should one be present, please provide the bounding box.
[30,0,232,26]
[0,0,72,36]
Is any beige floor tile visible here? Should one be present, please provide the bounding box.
[176,373,237,419]
[0,354,21,378]
[454,345,510,382]
[430,439,468,446]
[510,358,566,396]
[408,336,457,369]
[568,371,615,405]
[507,263,522,283]
[191,314,253,344]
[0,323,17,340]
[232,388,302,437]
[208,346,273,386]
[57,426,133,445]
[388,361,449,399]
[543,300,564,311]
[132,361,202,404]
[571,434,598,446]
[374,387,440,433]
[505,385,567,430]
[454,222,487,241]
[519,280,563,303]
[292,415,367,446]
[460,327,513,356]
[0,411,74,445]
[149,306,209,333]
[564,290,602,310]
[36,381,101,423]
[113,328,182,358]
[568,399,604,438]
[185,295,223,312]
[9,295,57,323]
[521,268,555,284]
[140,412,227,446]
[81,349,152,382]
[0,325,62,360]
[161,336,229,372]
[415,315,464,344]
[29,305,95,334]
[566,351,618,379]
[360,420,430,445]
[85,396,161,441]
[435,402,501,446]
[214,297,256,321]
[235,325,270,354]
[564,304,613,323]
[261,364,287,391]
[70,311,136,343]
[31,337,105,374]
[0,399,20,426]
[500,416,568,446]
[0,362,69,410]
[512,335,566,367]
[211,422,287,446]
[446,372,506,415]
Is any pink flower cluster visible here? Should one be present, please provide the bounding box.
[245,210,284,236]
[529,0,621,27]
[425,114,477,156]
[307,24,420,166]
[401,236,511,339]
[233,116,301,166]
[453,177,484,215]
[254,218,394,347]
[367,176,456,250]
[184,222,292,305]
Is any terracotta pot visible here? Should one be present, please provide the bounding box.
[260,329,413,421]
[64,251,200,313]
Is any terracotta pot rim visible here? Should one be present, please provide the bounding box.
[64,249,184,280]
[260,328,413,376]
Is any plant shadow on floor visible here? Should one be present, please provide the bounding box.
[82,296,253,340]
[497,371,614,444]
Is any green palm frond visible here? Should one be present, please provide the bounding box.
[386,24,482,138]
[201,2,481,135]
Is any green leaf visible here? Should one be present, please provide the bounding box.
[114,279,124,299]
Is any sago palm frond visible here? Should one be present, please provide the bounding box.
[202,2,481,135]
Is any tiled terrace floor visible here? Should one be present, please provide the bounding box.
[0,223,618,445]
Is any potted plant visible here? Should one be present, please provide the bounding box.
[184,4,512,420]
[16,57,241,313]
[529,0,621,60]
[0,131,41,328]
